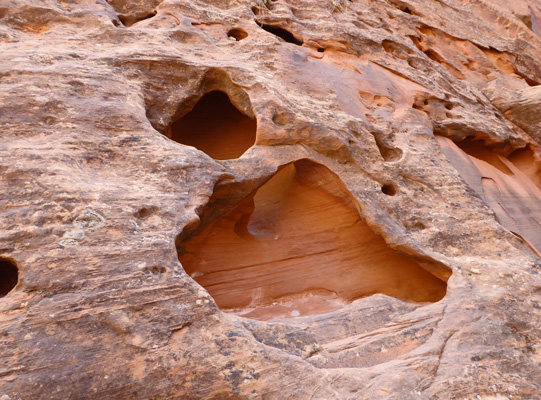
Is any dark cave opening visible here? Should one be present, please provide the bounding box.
[169,91,257,160]
[0,259,18,297]
[381,183,397,196]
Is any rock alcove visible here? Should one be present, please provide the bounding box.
[0,259,18,297]
[167,91,257,160]
[178,160,448,321]
[437,136,541,256]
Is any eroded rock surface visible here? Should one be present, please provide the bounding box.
[179,160,448,320]
[1,0,541,399]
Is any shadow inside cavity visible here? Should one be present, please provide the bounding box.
[169,91,256,160]
[178,160,449,321]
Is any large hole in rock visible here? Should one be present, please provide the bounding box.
[169,91,257,160]
[0,259,18,297]
[436,136,541,256]
[178,160,448,321]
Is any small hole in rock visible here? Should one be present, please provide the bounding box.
[382,183,397,196]
[169,91,256,160]
[317,47,324,53]
[409,221,426,230]
[407,58,421,68]
[118,11,157,27]
[135,206,157,219]
[259,24,303,46]
[227,28,248,41]
[0,259,18,297]
[381,40,394,53]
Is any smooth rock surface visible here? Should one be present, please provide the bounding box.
[1,0,541,399]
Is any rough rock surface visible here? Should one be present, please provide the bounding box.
[1,0,541,399]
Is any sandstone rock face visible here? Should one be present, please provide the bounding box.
[1,0,541,399]
[179,160,448,320]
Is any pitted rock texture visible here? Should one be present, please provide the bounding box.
[1,0,541,399]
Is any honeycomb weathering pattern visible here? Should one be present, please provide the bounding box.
[0,0,541,398]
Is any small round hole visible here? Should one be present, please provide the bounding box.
[407,58,418,68]
[0,259,18,297]
[137,208,151,218]
[317,47,324,53]
[381,183,396,196]
[135,206,157,219]
[227,28,248,41]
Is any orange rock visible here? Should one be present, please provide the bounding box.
[0,0,540,398]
